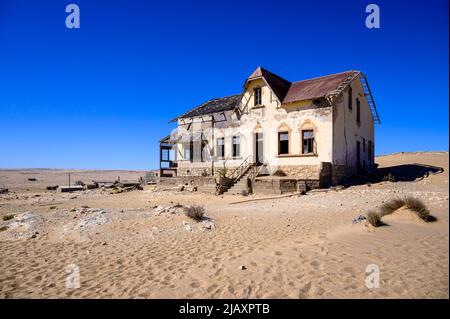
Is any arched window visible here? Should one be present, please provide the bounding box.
[300,121,316,155]
[277,123,290,155]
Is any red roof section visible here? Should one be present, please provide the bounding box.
[246,67,359,104]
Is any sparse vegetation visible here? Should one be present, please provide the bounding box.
[272,169,287,177]
[377,197,433,223]
[2,214,14,221]
[382,173,396,182]
[379,198,405,216]
[404,196,432,221]
[366,210,382,227]
[0,226,8,232]
[184,205,205,222]
[217,166,228,178]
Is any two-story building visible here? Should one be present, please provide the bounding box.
[159,67,380,193]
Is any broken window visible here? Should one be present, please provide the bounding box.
[348,87,353,110]
[254,87,262,106]
[278,132,289,155]
[356,98,361,124]
[232,135,240,157]
[302,130,314,154]
[216,137,225,159]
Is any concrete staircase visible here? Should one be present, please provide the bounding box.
[223,167,253,195]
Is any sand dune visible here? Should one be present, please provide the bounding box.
[0,152,448,298]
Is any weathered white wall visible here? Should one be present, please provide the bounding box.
[176,77,335,176]
[332,77,375,168]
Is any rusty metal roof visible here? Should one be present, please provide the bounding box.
[283,70,358,103]
[170,68,363,122]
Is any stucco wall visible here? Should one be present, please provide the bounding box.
[175,78,334,176]
[332,77,375,169]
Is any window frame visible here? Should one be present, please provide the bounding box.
[348,87,353,110]
[302,129,315,155]
[356,97,361,124]
[232,135,240,158]
[216,137,225,159]
[278,131,289,155]
[254,87,262,106]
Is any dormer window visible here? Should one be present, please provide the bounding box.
[254,87,262,106]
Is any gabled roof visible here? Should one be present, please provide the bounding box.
[171,68,368,122]
[170,94,241,122]
[283,70,358,103]
[245,67,291,102]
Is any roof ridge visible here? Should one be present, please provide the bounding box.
[291,70,359,84]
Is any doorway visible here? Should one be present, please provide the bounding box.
[255,132,264,165]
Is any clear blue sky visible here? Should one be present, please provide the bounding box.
[0,0,448,170]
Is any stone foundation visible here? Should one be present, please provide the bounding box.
[157,176,216,193]
[331,165,355,185]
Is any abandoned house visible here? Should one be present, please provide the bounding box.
[159,67,380,194]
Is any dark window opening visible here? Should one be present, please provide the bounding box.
[362,138,366,152]
[348,87,353,110]
[302,130,314,154]
[216,138,225,158]
[368,140,372,162]
[254,87,262,106]
[356,98,361,124]
[232,136,240,157]
[278,132,289,155]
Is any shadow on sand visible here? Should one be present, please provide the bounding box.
[348,163,444,186]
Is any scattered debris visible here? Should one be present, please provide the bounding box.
[153,205,185,215]
[352,214,367,224]
[2,212,43,240]
[60,186,84,193]
[0,188,8,194]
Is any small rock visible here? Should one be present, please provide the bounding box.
[239,265,247,270]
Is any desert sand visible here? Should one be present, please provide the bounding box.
[0,152,448,298]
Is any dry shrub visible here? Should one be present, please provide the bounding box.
[404,197,431,222]
[367,210,382,227]
[379,198,405,217]
[184,205,205,222]
[0,226,8,232]
[2,214,14,221]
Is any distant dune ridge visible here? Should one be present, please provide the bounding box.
[0,151,448,298]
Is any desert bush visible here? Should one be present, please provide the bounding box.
[184,205,205,222]
[366,210,382,227]
[379,198,405,217]
[0,226,7,232]
[2,214,14,221]
[382,173,396,182]
[272,169,287,177]
[404,197,431,221]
